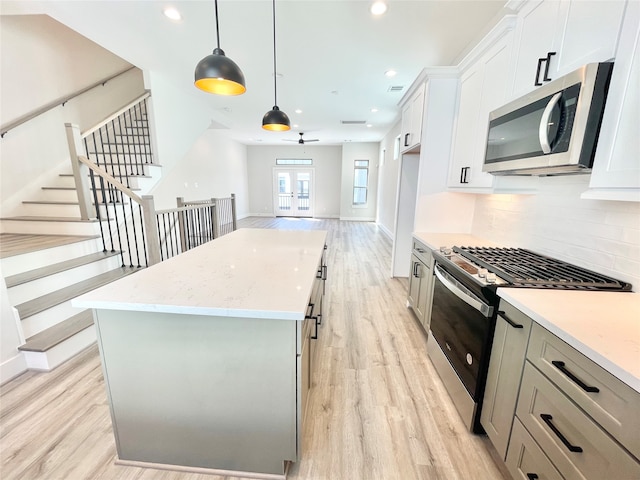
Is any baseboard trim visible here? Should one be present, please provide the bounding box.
[0,352,27,385]
[115,458,289,480]
[339,217,376,222]
[377,223,393,240]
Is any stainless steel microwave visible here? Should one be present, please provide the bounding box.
[483,62,613,176]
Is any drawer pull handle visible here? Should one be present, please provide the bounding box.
[551,360,600,393]
[540,414,583,453]
[310,316,319,340]
[527,475,539,480]
[498,311,523,329]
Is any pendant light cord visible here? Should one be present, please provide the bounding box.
[272,0,278,106]
[214,0,221,49]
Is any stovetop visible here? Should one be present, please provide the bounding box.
[436,246,632,291]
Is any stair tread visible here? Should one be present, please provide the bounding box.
[0,233,99,258]
[16,266,139,319]
[5,250,121,287]
[18,310,94,352]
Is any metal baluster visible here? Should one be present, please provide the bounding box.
[88,170,107,253]
[128,196,142,268]
[139,203,149,267]
[156,215,165,261]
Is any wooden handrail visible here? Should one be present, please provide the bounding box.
[82,91,151,137]
[0,65,137,138]
[77,155,143,204]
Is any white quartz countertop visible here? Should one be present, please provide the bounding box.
[413,232,500,251]
[497,288,640,393]
[73,228,327,320]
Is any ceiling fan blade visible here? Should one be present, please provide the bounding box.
[282,139,298,142]
[305,139,319,142]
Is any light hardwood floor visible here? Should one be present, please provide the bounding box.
[0,218,509,480]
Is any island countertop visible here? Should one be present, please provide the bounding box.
[73,228,327,320]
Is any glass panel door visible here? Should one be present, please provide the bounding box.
[273,168,313,217]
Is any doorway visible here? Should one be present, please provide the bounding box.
[273,168,314,217]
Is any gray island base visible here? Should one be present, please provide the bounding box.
[74,229,328,478]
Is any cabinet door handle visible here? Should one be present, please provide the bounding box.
[540,414,583,453]
[460,167,469,184]
[535,57,545,86]
[542,52,556,81]
[317,313,322,326]
[310,316,319,339]
[322,265,327,280]
[498,311,523,329]
[526,474,539,480]
[551,360,600,393]
[404,133,410,147]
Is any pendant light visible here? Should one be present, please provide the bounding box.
[262,0,290,131]
[194,0,246,95]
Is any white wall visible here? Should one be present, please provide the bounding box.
[0,277,27,385]
[246,145,342,218]
[150,129,249,215]
[376,121,401,238]
[0,14,145,214]
[471,175,640,290]
[340,143,380,221]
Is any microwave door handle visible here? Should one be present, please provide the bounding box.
[434,265,493,317]
[539,92,563,154]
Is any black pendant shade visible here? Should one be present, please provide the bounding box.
[194,0,246,95]
[262,106,290,131]
[262,0,290,131]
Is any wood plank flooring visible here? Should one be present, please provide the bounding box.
[0,217,509,480]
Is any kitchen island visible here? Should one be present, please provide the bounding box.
[73,228,327,479]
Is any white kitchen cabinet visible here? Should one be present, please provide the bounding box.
[481,301,533,459]
[447,24,513,191]
[399,82,425,154]
[583,0,640,201]
[508,0,626,99]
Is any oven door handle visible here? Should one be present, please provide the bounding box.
[434,265,493,318]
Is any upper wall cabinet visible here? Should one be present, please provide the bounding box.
[399,82,425,154]
[447,19,515,191]
[583,0,640,201]
[508,0,627,99]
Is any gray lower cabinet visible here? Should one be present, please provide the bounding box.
[486,301,640,480]
[407,240,434,330]
[481,301,533,459]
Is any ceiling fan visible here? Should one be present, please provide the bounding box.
[284,132,319,144]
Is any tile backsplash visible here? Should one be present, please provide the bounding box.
[471,175,640,290]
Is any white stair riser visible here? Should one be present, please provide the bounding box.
[21,301,85,338]
[23,326,96,371]
[0,220,103,236]
[20,203,82,217]
[0,238,103,276]
[39,189,79,203]
[7,256,122,305]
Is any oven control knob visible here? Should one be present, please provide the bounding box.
[439,246,453,256]
[486,273,496,283]
[466,353,473,365]
[478,268,488,278]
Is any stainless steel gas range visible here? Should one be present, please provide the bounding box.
[427,246,631,433]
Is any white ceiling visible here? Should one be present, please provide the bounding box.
[1,0,507,146]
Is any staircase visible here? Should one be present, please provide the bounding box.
[0,93,161,371]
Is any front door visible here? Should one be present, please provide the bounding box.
[274,169,313,217]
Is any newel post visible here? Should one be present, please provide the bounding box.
[65,123,93,221]
[141,195,161,266]
[176,197,187,252]
[231,193,237,231]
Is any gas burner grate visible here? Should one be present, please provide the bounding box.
[453,247,631,290]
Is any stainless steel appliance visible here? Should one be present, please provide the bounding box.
[483,62,613,176]
[427,246,631,433]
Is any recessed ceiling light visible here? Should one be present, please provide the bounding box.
[163,7,182,21]
[371,108,378,113]
[385,69,397,77]
[367,124,373,128]
[293,124,299,128]
[370,1,387,15]
[295,109,302,114]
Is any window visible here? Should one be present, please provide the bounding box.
[353,160,369,205]
[276,158,313,165]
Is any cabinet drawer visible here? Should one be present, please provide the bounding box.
[505,418,563,480]
[527,323,640,459]
[516,362,640,479]
[412,239,431,265]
